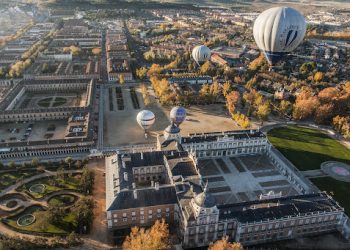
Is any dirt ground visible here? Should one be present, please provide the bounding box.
[163,104,243,136]
[86,159,112,247]
[103,85,170,147]
[103,85,252,146]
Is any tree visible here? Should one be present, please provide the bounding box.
[314,71,324,82]
[226,91,240,114]
[75,160,82,169]
[91,47,101,56]
[245,77,257,89]
[222,82,231,97]
[147,64,162,77]
[200,61,214,75]
[65,157,73,169]
[292,90,320,120]
[315,103,334,124]
[48,206,65,225]
[32,157,39,167]
[256,102,271,124]
[56,167,65,181]
[8,161,16,168]
[123,219,170,250]
[72,197,95,234]
[209,236,243,250]
[119,74,125,85]
[67,231,81,246]
[136,67,148,80]
[79,167,94,195]
[279,100,292,117]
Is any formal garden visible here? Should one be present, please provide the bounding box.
[268,125,350,214]
[0,157,95,246]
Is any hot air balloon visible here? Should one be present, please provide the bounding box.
[137,110,155,137]
[253,7,306,65]
[192,45,211,66]
[170,106,186,127]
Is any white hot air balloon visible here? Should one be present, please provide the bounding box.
[253,7,306,65]
[170,106,186,127]
[136,110,155,135]
[192,45,211,66]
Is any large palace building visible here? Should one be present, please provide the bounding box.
[105,128,350,248]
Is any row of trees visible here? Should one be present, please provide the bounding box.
[122,219,243,250]
[140,84,151,106]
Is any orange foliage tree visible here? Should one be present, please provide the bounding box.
[208,236,243,250]
[122,219,170,250]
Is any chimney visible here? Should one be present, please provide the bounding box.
[155,182,159,190]
[123,172,128,181]
[133,190,137,199]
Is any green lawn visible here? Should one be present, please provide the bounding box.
[48,194,77,206]
[311,177,350,215]
[0,170,40,191]
[267,126,350,171]
[6,205,77,234]
[18,174,82,199]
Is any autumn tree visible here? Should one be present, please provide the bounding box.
[256,101,271,124]
[248,53,265,71]
[313,71,324,82]
[292,90,320,120]
[92,47,101,56]
[123,219,170,250]
[279,100,292,117]
[119,74,125,85]
[147,64,163,77]
[209,236,243,250]
[226,91,240,114]
[222,82,232,97]
[333,115,350,138]
[200,61,215,75]
[136,67,148,80]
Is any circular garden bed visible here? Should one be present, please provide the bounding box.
[48,194,77,207]
[6,200,18,208]
[29,184,46,194]
[17,214,35,227]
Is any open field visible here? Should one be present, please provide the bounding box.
[103,86,169,146]
[267,126,350,171]
[103,85,243,146]
[0,120,68,143]
[311,177,350,215]
[162,104,243,136]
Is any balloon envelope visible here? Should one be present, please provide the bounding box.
[170,106,186,126]
[192,45,211,65]
[253,7,306,65]
[136,110,155,131]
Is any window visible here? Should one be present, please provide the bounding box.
[299,219,304,225]
[114,219,118,223]
[166,213,169,217]
[166,208,170,212]
[140,216,144,219]
[149,210,153,214]
[157,209,161,213]
[255,226,259,231]
[113,214,117,218]
[140,210,144,215]
[123,218,127,222]
[149,215,152,219]
[261,225,266,230]
[141,220,144,224]
[132,212,136,216]
[157,214,161,218]
[132,217,136,221]
[305,219,310,224]
[123,213,127,218]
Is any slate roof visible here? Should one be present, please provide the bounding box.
[107,186,177,211]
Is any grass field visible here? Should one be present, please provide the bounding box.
[6,205,77,234]
[267,126,350,171]
[311,177,350,215]
[18,174,82,199]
